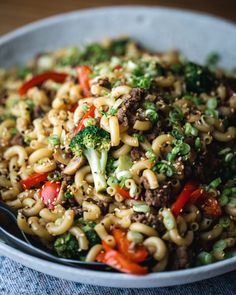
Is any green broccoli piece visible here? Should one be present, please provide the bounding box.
[80,43,110,65]
[170,63,184,75]
[79,219,101,247]
[185,62,215,93]
[54,233,81,259]
[69,126,111,192]
[106,156,117,175]
[205,52,220,68]
[109,38,130,56]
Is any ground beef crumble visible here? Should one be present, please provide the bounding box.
[117,88,146,126]
[130,147,146,161]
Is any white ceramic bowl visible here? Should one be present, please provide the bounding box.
[0,6,236,288]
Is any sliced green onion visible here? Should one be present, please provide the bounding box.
[222,188,232,196]
[153,161,175,177]
[84,118,97,127]
[10,128,18,136]
[166,152,176,162]
[213,239,226,251]
[48,135,60,146]
[111,56,122,67]
[145,109,158,123]
[162,209,176,230]
[170,128,184,140]
[133,203,150,213]
[218,147,231,155]
[112,98,123,110]
[225,153,234,162]
[38,55,54,69]
[219,194,229,206]
[47,171,62,181]
[184,123,198,137]
[82,104,89,112]
[145,149,157,162]
[219,217,231,228]
[130,75,152,89]
[127,230,144,243]
[107,176,119,187]
[195,137,201,149]
[129,182,138,198]
[132,133,145,143]
[126,60,138,71]
[207,98,217,109]
[197,251,214,265]
[209,177,221,188]
[144,101,156,110]
[229,198,236,206]
[184,95,203,106]
[116,170,132,180]
[169,106,184,125]
[64,191,74,199]
[205,109,219,118]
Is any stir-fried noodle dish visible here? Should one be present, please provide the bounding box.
[0,38,236,274]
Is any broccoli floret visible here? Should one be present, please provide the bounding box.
[79,219,101,247]
[170,63,184,75]
[109,38,130,56]
[106,155,117,175]
[185,62,215,93]
[54,233,82,259]
[205,52,220,68]
[69,126,111,192]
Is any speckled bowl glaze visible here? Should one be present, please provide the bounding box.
[0,6,236,288]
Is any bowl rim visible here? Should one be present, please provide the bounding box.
[1,241,236,288]
[0,5,236,287]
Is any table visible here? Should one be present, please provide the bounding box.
[0,256,236,295]
[0,1,236,294]
[0,0,236,36]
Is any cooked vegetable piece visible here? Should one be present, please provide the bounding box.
[185,62,215,93]
[18,71,68,95]
[54,233,82,259]
[77,65,92,97]
[172,181,197,216]
[74,105,96,134]
[20,172,48,190]
[96,241,148,275]
[40,181,61,209]
[112,228,148,263]
[69,126,111,192]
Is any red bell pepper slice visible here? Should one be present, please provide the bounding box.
[96,241,148,275]
[114,65,123,71]
[115,186,131,199]
[69,103,78,113]
[18,71,68,95]
[190,188,222,218]
[112,228,148,263]
[74,105,96,134]
[77,65,92,97]
[200,195,222,218]
[20,172,48,190]
[172,180,197,217]
[190,188,205,203]
[96,251,106,262]
[40,181,61,210]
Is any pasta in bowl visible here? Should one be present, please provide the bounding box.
[0,37,236,275]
